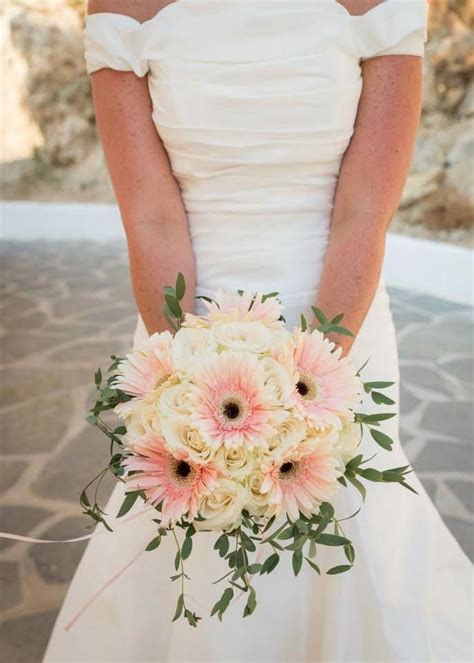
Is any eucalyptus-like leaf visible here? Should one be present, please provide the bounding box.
[327,564,352,575]
[305,557,321,574]
[172,594,184,622]
[146,535,162,552]
[243,587,257,617]
[116,491,141,518]
[359,468,383,482]
[175,272,186,300]
[165,294,183,318]
[371,391,395,406]
[370,428,393,451]
[182,536,193,560]
[292,550,303,576]
[317,533,350,546]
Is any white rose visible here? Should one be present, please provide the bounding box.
[172,327,216,373]
[161,416,215,464]
[266,416,308,458]
[245,469,270,517]
[333,422,361,470]
[115,390,162,438]
[260,355,296,405]
[211,321,273,354]
[158,382,194,419]
[214,445,255,480]
[195,478,246,532]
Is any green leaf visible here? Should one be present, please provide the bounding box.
[243,587,257,617]
[311,306,327,325]
[175,272,186,300]
[360,412,396,423]
[86,414,98,426]
[240,531,256,552]
[184,609,199,627]
[370,428,394,451]
[262,291,279,302]
[331,313,344,325]
[305,557,321,574]
[317,533,350,546]
[300,314,308,332]
[295,519,309,534]
[174,549,181,571]
[364,381,395,390]
[146,535,162,552]
[308,540,317,559]
[400,481,419,495]
[262,515,276,534]
[80,489,91,508]
[181,536,193,560]
[214,534,229,558]
[114,426,127,436]
[285,535,307,551]
[346,474,366,500]
[344,543,355,564]
[327,564,352,575]
[165,294,183,318]
[330,325,354,337]
[260,553,280,574]
[195,295,214,305]
[371,391,395,406]
[277,527,294,540]
[292,550,303,576]
[381,470,404,483]
[345,454,364,471]
[319,502,335,519]
[360,468,383,482]
[116,491,140,518]
[94,368,102,387]
[172,594,184,622]
[247,563,262,575]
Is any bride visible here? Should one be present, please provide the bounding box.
[44,1,472,661]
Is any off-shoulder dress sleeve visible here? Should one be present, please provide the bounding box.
[356,0,429,61]
[83,13,149,77]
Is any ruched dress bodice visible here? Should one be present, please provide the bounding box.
[84,0,428,323]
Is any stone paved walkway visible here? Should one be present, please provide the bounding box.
[0,241,473,663]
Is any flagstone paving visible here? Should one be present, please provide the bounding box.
[0,241,473,662]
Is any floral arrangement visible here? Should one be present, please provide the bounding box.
[83,274,414,626]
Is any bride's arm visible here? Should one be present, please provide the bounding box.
[88,0,196,334]
[316,52,423,355]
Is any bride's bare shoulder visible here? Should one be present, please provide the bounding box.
[87,0,175,22]
[336,0,384,16]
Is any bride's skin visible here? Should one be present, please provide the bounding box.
[88,0,423,356]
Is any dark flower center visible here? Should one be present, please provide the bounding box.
[296,380,309,396]
[223,401,240,419]
[280,461,294,473]
[176,460,191,478]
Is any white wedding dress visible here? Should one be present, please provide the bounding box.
[44,2,472,661]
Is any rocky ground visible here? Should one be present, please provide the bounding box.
[1,1,473,246]
[0,241,472,663]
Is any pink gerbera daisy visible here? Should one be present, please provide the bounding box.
[123,435,218,525]
[190,351,285,450]
[115,331,174,397]
[184,290,284,330]
[261,439,341,521]
[288,329,361,430]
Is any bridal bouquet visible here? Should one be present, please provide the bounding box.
[83,274,414,626]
